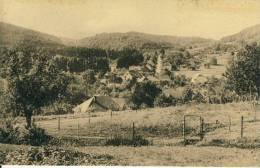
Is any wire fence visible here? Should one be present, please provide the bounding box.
[32,102,260,147]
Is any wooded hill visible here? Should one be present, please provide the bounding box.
[221,24,260,44]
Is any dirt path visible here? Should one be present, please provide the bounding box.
[75,146,260,166]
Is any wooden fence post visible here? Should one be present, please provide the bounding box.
[77,120,80,139]
[228,116,231,132]
[58,116,60,131]
[183,115,186,145]
[199,116,202,138]
[241,116,244,138]
[89,111,91,124]
[200,118,204,140]
[132,122,136,146]
[253,98,256,122]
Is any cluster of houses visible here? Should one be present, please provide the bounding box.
[101,53,174,89]
[73,52,213,114]
[73,53,175,113]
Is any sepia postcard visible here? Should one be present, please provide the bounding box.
[0,0,259,166]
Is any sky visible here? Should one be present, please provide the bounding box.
[0,0,260,40]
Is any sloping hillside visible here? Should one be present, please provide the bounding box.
[221,24,260,44]
[0,22,63,48]
[78,31,214,50]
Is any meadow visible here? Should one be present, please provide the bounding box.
[10,102,256,166]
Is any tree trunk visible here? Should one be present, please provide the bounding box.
[25,113,32,129]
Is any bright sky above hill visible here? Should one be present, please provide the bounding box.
[0,0,260,40]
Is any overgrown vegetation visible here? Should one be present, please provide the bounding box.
[225,44,260,96]
[0,118,51,146]
[105,135,149,146]
[0,146,116,165]
[131,81,161,108]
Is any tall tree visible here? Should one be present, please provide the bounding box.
[224,44,260,97]
[1,46,70,128]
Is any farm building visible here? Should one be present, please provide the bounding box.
[73,96,122,113]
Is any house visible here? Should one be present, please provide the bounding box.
[145,60,156,72]
[122,71,134,81]
[110,63,117,72]
[137,76,148,83]
[73,96,121,113]
[129,65,143,71]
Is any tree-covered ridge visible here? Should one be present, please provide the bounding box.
[221,24,260,44]
[0,22,63,48]
[78,31,214,50]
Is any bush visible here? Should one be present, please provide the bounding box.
[82,70,96,84]
[0,118,21,144]
[131,81,161,108]
[208,57,218,65]
[23,124,51,146]
[154,94,176,107]
[2,146,116,165]
[170,74,190,87]
[0,151,6,164]
[186,77,240,104]
[0,119,51,146]
[105,135,149,146]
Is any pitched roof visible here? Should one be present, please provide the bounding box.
[73,96,121,113]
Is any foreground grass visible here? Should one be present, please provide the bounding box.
[1,143,259,166]
[74,145,260,166]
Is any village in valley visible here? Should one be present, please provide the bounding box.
[0,0,260,166]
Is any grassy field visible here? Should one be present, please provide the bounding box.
[1,102,259,166]
[178,53,230,78]
[74,146,260,166]
[36,102,259,141]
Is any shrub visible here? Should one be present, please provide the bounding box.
[23,124,51,146]
[82,70,96,84]
[170,74,190,87]
[0,119,51,146]
[3,146,116,165]
[154,94,176,107]
[208,57,218,65]
[187,77,240,104]
[0,118,21,144]
[131,81,161,108]
[0,151,6,164]
[105,135,149,146]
